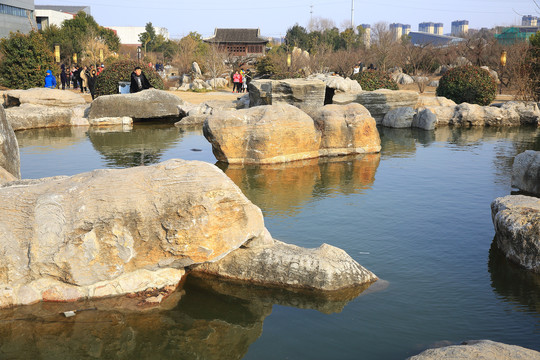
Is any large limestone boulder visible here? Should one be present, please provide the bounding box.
[0,159,266,308]
[420,105,457,126]
[204,103,321,164]
[88,89,184,121]
[334,89,419,124]
[0,106,20,179]
[382,106,416,128]
[3,88,86,107]
[193,235,378,291]
[4,103,73,131]
[310,103,381,156]
[206,77,228,88]
[512,150,540,195]
[248,79,326,111]
[408,340,540,360]
[491,195,540,273]
[393,73,414,85]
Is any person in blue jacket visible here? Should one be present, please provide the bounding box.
[44,70,57,89]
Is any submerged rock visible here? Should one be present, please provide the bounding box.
[0,159,266,308]
[0,106,20,179]
[512,150,540,196]
[193,235,378,292]
[491,195,540,273]
[88,89,184,121]
[407,340,540,359]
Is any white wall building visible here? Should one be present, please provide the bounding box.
[35,5,90,30]
[0,0,36,38]
[107,26,169,46]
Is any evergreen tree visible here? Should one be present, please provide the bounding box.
[0,31,56,89]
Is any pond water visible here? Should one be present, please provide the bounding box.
[3,123,540,359]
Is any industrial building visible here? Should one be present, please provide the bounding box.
[451,20,469,36]
[408,31,464,46]
[0,0,36,38]
[107,26,169,46]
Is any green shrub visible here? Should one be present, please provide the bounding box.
[351,70,398,91]
[436,65,497,105]
[94,59,164,96]
[0,31,56,89]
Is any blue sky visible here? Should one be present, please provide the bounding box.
[35,0,538,39]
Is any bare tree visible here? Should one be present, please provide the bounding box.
[308,17,336,32]
[204,44,229,88]
[370,22,399,71]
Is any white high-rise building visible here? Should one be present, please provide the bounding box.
[451,20,469,36]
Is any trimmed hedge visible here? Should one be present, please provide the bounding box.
[436,65,497,106]
[351,70,398,91]
[94,59,164,96]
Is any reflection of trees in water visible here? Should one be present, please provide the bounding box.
[87,124,188,168]
[0,273,371,359]
[15,127,88,150]
[488,241,540,315]
[221,153,380,217]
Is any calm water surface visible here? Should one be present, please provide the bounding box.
[3,123,540,359]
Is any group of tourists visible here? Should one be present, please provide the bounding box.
[45,64,105,100]
[232,69,251,93]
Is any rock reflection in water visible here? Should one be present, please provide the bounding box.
[488,241,540,315]
[0,273,376,359]
[220,153,380,216]
[87,124,190,168]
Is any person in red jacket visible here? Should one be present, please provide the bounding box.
[232,70,241,93]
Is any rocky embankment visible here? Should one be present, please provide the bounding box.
[407,340,540,359]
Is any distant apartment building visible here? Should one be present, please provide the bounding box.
[360,23,371,48]
[35,5,90,30]
[0,0,36,38]
[419,22,435,34]
[434,23,443,35]
[451,20,469,36]
[390,23,410,41]
[522,15,539,26]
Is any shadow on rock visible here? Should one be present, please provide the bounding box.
[218,153,380,217]
[488,240,540,315]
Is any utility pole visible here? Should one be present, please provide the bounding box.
[310,5,313,27]
[351,0,355,30]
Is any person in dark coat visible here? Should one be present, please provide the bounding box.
[60,64,68,90]
[130,66,151,93]
[87,68,97,100]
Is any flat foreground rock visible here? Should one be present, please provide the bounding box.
[3,88,86,107]
[88,89,184,120]
[512,150,540,196]
[0,159,265,307]
[408,340,540,359]
[491,195,540,273]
